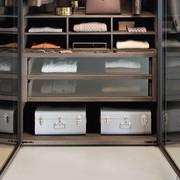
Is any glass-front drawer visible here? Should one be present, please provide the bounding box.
[28,79,150,97]
[167,56,180,79]
[0,56,17,74]
[0,79,17,96]
[167,80,180,99]
[28,57,150,75]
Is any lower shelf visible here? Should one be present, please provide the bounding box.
[23,133,157,146]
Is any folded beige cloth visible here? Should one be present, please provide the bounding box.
[73,22,107,32]
[116,40,150,49]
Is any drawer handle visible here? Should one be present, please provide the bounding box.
[119,118,132,129]
[3,113,9,124]
[53,119,66,130]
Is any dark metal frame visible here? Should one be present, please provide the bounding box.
[0,0,180,178]
[157,0,180,177]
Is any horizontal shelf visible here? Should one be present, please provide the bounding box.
[0,95,18,101]
[24,48,157,57]
[0,73,17,79]
[27,96,154,102]
[27,74,152,80]
[24,31,156,36]
[68,32,111,35]
[23,133,157,146]
[24,32,67,35]
[112,31,156,35]
[0,31,17,35]
[25,11,156,19]
[0,15,17,18]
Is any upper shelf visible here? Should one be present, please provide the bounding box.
[25,11,156,19]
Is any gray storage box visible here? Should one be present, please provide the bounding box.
[101,108,151,135]
[0,108,15,133]
[35,107,86,135]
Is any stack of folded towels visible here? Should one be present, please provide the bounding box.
[41,60,77,73]
[73,22,107,32]
[28,27,63,33]
[116,40,150,49]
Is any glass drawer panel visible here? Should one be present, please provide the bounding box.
[167,56,180,79]
[0,79,17,96]
[167,80,180,101]
[28,79,150,97]
[28,57,150,75]
[0,56,17,74]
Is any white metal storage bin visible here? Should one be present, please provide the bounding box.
[0,108,15,133]
[101,108,152,135]
[35,107,86,135]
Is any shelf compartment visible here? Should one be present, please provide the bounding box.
[69,35,111,49]
[69,17,111,32]
[113,35,155,49]
[25,18,66,33]
[22,133,157,145]
[28,56,151,76]
[28,79,151,98]
[113,17,155,32]
[25,35,66,49]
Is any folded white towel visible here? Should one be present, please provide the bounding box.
[28,27,63,33]
[0,27,17,32]
[116,40,150,49]
[41,61,77,73]
[73,22,107,32]
[105,60,141,69]
[0,63,11,72]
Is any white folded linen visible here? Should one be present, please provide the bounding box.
[28,27,63,33]
[54,81,76,94]
[105,60,141,69]
[40,80,76,94]
[73,22,107,32]
[0,27,17,32]
[116,40,150,49]
[0,63,11,72]
[41,61,77,73]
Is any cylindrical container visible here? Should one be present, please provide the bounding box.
[56,7,72,16]
[132,0,142,15]
[71,0,79,13]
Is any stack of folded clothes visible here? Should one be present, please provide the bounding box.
[31,43,61,49]
[105,59,142,73]
[116,40,150,49]
[102,85,141,93]
[0,42,18,48]
[41,60,77,73]
[0,27,17,32]
[28,27,63,33]
[40,80,77,94]
[0,62,11,72]
[73,22,107,32]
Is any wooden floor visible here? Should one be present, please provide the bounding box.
[2,146,177,180]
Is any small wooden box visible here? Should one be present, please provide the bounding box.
[119,21,135,31]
